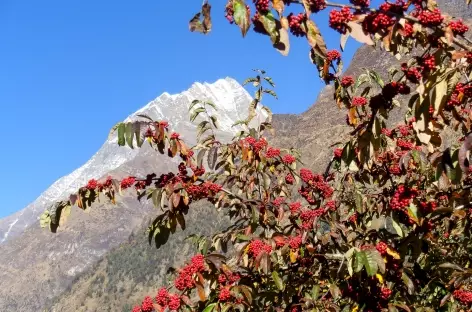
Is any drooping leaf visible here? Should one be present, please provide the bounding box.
[117,123,126,146]
[233,0,250,37]
[125,122,134,149]
[306,19,327,57]
[256,10,278,44]
[208,146,218,169]
[347,22,374,46]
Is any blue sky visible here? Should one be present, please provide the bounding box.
[0,0,367,218]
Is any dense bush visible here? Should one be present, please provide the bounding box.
[41,0,472,311]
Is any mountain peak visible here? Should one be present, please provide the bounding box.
[0,77,253,244]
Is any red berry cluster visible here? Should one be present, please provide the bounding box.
[300,168,314,183]
[329,7,353,34]
[350,0,369,7]
[300,208,326,229]
[325,200,336,211]
[389,164,402,175]
[380,287,392,300]
[449,19,469,35]
[334,148,343,159]
[448,83,465,107]
[381,128,393,137]
[401,63,422,83]
[382,81,411,99]
[352,96,367,106]
[289,202,302,214]
[389,185,418,211]
[397,125,411,137]
[380,0,407,14]
[307,0,327,12]
[362,12,394,33]
[376,241,388,255]
[156,288,169,306]
[419,200,437,214]
[121,176,136,189]
[288,235,302,249]
[326,49,341,62]
[168,294,181,311]
[453,289,472,304]
[348,213,358,223]
[170,132,180,140]
[396,138,414,150]
[186,182,222,199]
[402,22,414,37]
[219,287,232,302]
[285,173,295,184]
[243,136,268,153]
[273,197,286,207]
[287,13,305,37]
[174,254,206,291]
[248,239,272,257]
[265,147,281,158]
[253,0,269,12]
[416,8,444,27]
[86,179,99,190]
[141,296,154,312]
[160,121,169,128]
[282,154,296,164]
[132,306,142,312]
[341,76,354,87]
[419,54,436,71]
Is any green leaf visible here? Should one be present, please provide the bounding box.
[311,285,320,300]
[402,272,415,295]
[365,249,385,275]
[152,189,162,209]
[263,89,278,99]
[125,122,134,149]
[190,107,206,122]
[272,271,284,290]
[263,76,275,87]
[210,115,219,128]
[202,303,217,312]
[354,251,367,273]
[257,11,278,44]
[117,123,126,146]
[233,0,250,37]
[407,203,419,224]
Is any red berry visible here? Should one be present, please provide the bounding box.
[219,287,232,302]
[285,173,295,185]
[156,288,169,307]
[265,147,281,158]
[334,148,343,159]
[287,13,306,37]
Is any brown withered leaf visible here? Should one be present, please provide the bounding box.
[451,50,468,60]
[189,2,212,34]
[444,26,454,46]
[347,21,374,46]
[306,19,327,57]
[348,107,358,126]
[273,0,284,15]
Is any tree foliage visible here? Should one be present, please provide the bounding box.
[40,0,472,311]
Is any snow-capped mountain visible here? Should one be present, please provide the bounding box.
[0,77,258,243]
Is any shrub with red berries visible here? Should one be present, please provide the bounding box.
[41,3,472,311]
